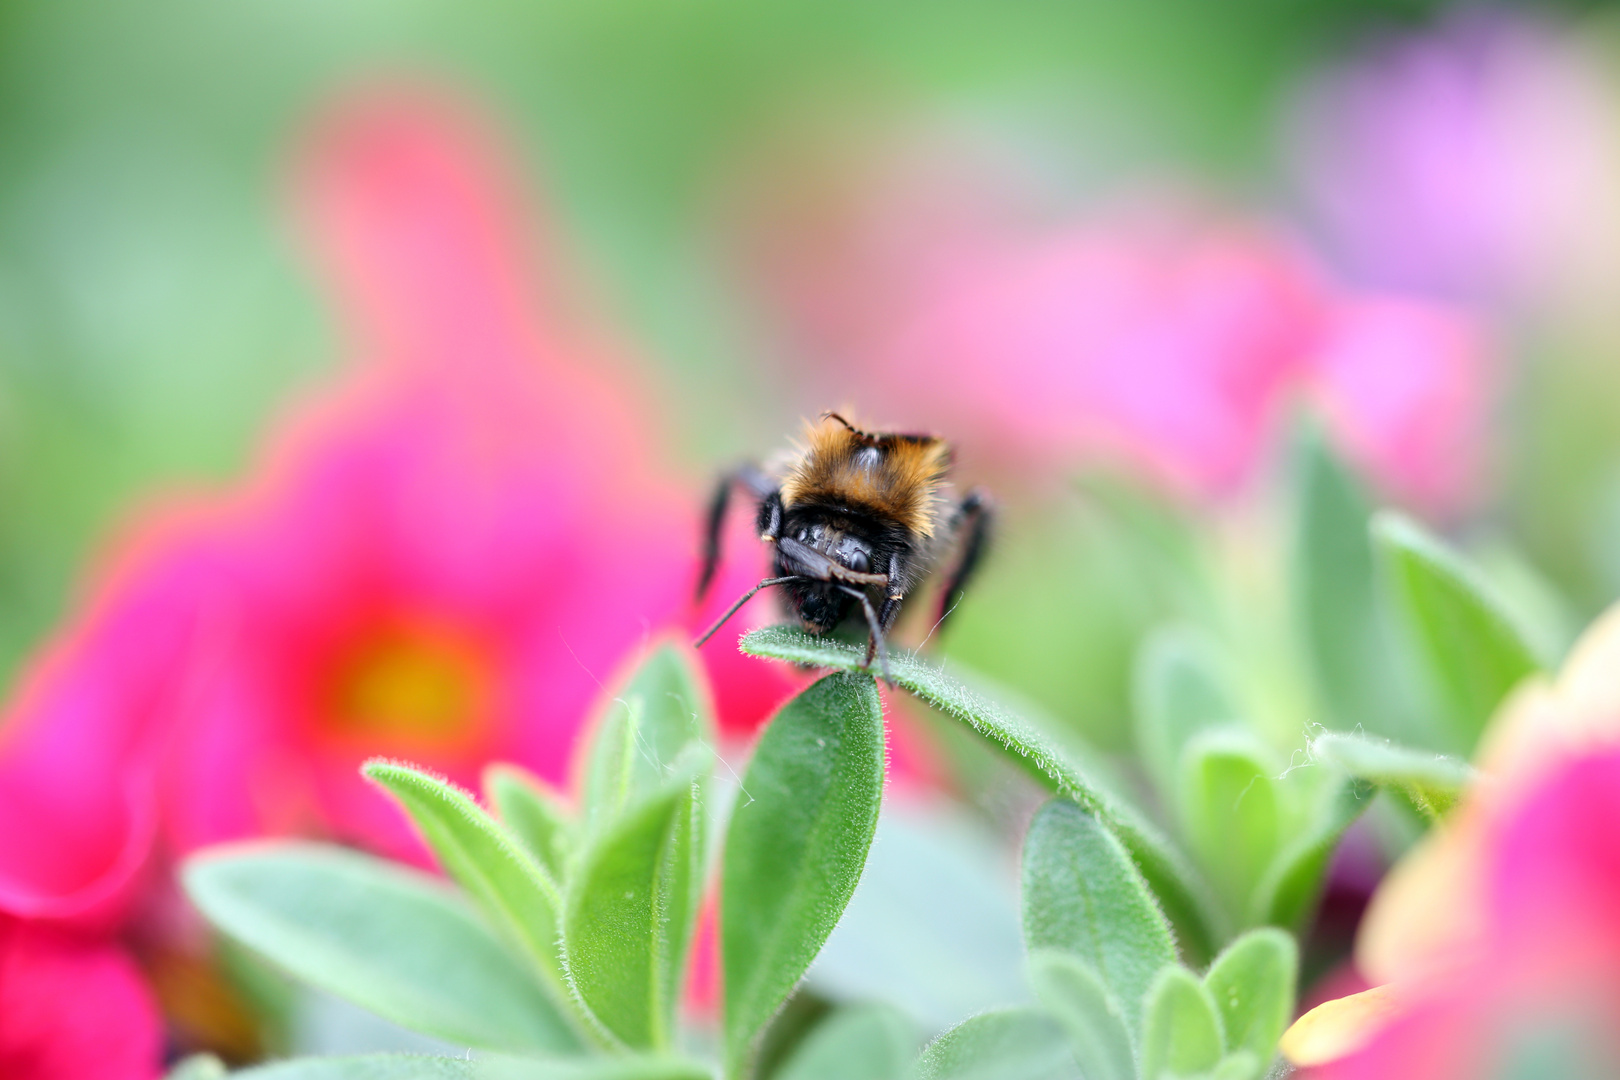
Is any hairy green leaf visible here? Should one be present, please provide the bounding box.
[1021,799,1176,1039]
[1372,512,1541,753]
[1202,929,1296,1063]
[564,744,709,1051]
[165,1055,227,1080]
[238,1056,715,1080]
[1248,777,1371,931]
[1176,732,1282,924]
[1027,951,1134,1080]
[362,762,572,1006]
[741,627,1221,964]
[1140,967,1223,1080]
[1290,426,1416,742]
[485,763,576,884]
[915,1008,1082,1080]
[583,643,715,831]
[183,843,576,1053]
[234,1057,476,1079]
[1133,625,1239,794]
[772,1005,914,1080]
[1308,731,1475,820]
[721,672,885,1076]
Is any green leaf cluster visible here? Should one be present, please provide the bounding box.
[181,642,886,1080]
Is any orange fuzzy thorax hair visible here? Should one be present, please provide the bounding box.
[778,414,952,537]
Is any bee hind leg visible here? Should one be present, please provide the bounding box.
[696,463,778,602]
[935,489,993,632]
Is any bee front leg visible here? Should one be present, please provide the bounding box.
[841,586,894,688]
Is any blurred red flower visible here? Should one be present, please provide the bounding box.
[0,88,795,1069]
[0,920,162,1080]
[1310,748,1620,1077]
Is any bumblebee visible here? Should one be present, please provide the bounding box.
[694,412,992,680]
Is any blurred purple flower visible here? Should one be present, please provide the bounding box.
[1286,10,1620,304]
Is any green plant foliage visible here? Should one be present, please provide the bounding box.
[1132,625,1240,795]
[741,627,1220,965]
[1308,731,1476,819]
[1247,778,1370,931]
[165,1055,227,1080]
[362,762,571,1001]
[232,1056,716,1079]
[1027,951,1135,1080]
[486,763,577,884]
[1021,799,1176,1041]
[771,1005,914,1080]
[1290,426,1415,742]
[721,672,886,1077]
[1201,929,1296,1066]
[182,844,578,1053]
[1139,967,1223,1080]
[583,643,715,831]
[914,1008,1082,1080]
[1372,512,1543,752]
[232,1058,477,1079]
[563,743,710,1051]
[1174,732,1282,924]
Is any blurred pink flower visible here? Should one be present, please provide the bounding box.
[1286,10,1620,304]
[865,209,1493,511]
[0,88,792,902]
[0,920,162,1080]
[729,130,1497,510]
[1308,748,1620,1077]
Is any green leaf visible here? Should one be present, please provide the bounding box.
[563,743,709,1051]
[234,1057,476,1079]
[1027,951,1135,1080]
[165,1055,227,1080]
[1308,731,1475,820]
[486,763,576,884]
[1140,967,1224,1080]
[915,1008,1082,1080]
[1289,426,1416,742]
[1247,778,1371,931]
[583,643,715,830]
[1200,1052,1263,1080]
[1372,511,1542,752]
[362,762,572,1006]
[772,1005,914,1080]
[1202,929,1296,1064]
[741,626,1221,965]
[237,1057,715,1080]
[1021,799,1176,1040]
[1175,732,1282,924]
[475,1056,716,1080]
[182,843,576,1053]
[1133,625,1239,795]
[721,672,885,1077]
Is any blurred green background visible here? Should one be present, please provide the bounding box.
[5,0,1620,761]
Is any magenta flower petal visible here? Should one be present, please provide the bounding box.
[0,919,162,1080]
[1306,298,1493,515]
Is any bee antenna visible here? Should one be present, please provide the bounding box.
[822,411,858,433]
[694,576,802,650]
